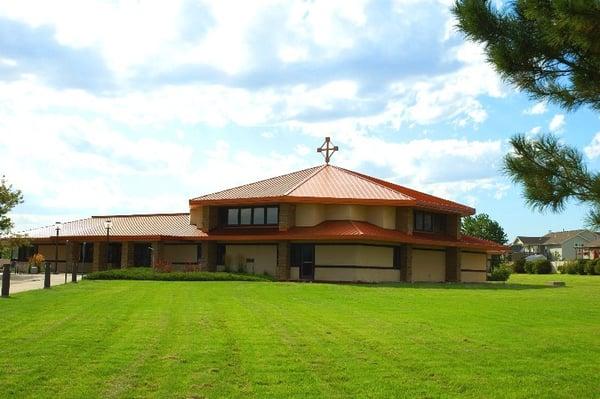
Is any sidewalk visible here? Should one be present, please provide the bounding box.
[5,273,77,294]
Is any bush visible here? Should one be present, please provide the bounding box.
[560,261,578,274]
[488,264,512,281]
[525,259,553,274]
[524,260,535,274]
[583,260,596,275]
[511,258,526,273]
[575,259,588,275]
[84,267,275,282]
[595,262,600,276]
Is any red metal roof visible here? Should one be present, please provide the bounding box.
[204,220,506,252]
[190,165,474,215]
[22,213,205,241]
[22,213,504,252]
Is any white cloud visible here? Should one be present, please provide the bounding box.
[0,0,515,230]
[523,102,548,115]
[527,126,542,136]
[549,114,565,132]
[584,132,600,159]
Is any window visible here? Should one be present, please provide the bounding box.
[240,208,252,225]
[216,244,226,265]
[393,246,404,269]
[253,207,265,225]
[224,206,279,226]
[266,207,278,224]
[196,244,202,262]
[414,211,446,233]
[227,208,239,225]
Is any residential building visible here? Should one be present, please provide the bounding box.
[511,230,599,261]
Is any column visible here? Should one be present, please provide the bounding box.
[278,204,296,231]
[92,242,106,272]
[200,241,217,271]
[121,242,134,268]
[151,242,164,268]
[445,247,461,282]
[276,241,290,281]
[396,207,413,234]
[401,245,413,282]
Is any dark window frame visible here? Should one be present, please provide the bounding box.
[414,210,447,234]
[224,205,279,227]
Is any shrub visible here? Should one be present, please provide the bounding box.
[575,259,588,275]
[84,267,274,282]
[583,260,596,275]
[511,258,526,273]
[525,259,553,274]
[534,259,553,274]
[488,264,511,281]
[524,260,535,274]
[153,259,172,273]
[560,261,578,274]
[594,261,600,276]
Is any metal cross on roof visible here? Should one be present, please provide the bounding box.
[317,137,338,164]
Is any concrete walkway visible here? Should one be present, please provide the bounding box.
[4,273,79,294]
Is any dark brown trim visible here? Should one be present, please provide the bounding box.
[313,242,399,249]
[315,265,396,270]
[220,243,278,247]
[413,247,446,252]
[461,268,486,272]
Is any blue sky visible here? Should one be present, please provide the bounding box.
[0,0,599,239]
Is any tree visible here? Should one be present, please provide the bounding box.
[452,0,600,111]
[462,213,508,245]
[454,0,600,228]
[504,133,600,228]
[0,176,26,259]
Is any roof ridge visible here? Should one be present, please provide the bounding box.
[331,165,415,200]
[284,164,328,196]
[91,212,189,218]
[191,165,322,201]
[17,216,93,233]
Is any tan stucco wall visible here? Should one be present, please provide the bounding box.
[412,248,446,282]
[163,244,198,264]
[295,204,326,226]
[223,244,277,276]
[295,204,396,229]
[290,266,299,280]
[37,244,66,261]
[325,204,368,221]
[315,245,394,268]
[461,252,487,283]
[190,206,202,227]
[366,206,396,229]
[462,252,487,271]
[314,267,400,282]
[461,271,486,283]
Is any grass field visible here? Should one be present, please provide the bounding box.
[1,274,599,398]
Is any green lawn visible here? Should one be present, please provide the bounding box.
[1,275,599,398]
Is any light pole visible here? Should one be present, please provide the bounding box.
[104,219,112,270]
[54,222,61,274]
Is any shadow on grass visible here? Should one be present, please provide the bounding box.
[313,281,558,290]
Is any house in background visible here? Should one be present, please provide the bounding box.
[511,236,547,256]
[511,230,599,261]
[13,139,506,283]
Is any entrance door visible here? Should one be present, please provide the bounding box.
[298,244,315,280]
[133,243,152,267]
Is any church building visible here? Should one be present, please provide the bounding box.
[14,138,505,283]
